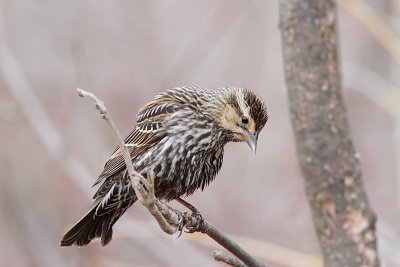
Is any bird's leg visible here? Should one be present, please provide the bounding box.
[175,198,204,233]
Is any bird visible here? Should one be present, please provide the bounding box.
[60,86,268,247]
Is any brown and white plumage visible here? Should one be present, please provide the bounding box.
[60,86,268,247]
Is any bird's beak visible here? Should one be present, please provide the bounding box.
[242,129,258,154]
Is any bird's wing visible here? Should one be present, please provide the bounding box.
[93,98,181,187]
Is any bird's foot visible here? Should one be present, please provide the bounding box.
[175,197,205,233]
[184,210,204,233]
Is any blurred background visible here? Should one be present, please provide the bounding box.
[1,0,399,266]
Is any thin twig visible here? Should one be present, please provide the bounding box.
[77,88,265,267]
[76,89,143,194]
[213,250,246,267]
[203,221,265,267]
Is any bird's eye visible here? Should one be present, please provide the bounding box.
[241,116,249,124]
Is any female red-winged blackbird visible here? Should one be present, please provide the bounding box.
[60,86,268,247]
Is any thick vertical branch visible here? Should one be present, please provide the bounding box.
[279,0,380,266]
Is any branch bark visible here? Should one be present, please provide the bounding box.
[279,1,380,266]
[77,88,264,267]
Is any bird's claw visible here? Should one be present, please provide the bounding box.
[176,210,185,238]
[184,211,204,233]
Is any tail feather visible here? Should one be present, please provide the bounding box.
[101,216,112,246]
[60,202,114,247]
[61,180,136,247]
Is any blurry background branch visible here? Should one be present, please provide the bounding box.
[338,0,400,66]
[279,0,380,266]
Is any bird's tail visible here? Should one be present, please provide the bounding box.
[60,200,118,247]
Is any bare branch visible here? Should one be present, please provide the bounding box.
[77,88,265,267]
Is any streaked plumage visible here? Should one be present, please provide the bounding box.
[60,86,268,247]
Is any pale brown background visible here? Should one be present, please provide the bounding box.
[1,0,399,266]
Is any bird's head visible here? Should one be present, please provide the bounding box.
[216,87,268,153]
